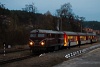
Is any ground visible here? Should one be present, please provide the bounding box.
[0,43,100,67]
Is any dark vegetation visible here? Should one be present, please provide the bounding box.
[0,3,100,47]
[83,21,100,30]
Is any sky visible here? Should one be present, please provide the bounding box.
[0,0,100,21]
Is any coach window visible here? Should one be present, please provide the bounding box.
[76,36,78,41]
[80,36,83,40]
[73,36,77,41]
[80,36,86,40]
[91,36,93,39]
[68,36,73,41]
[88,36,91,39]
[92,36,94,38]
[84,36,86,40]
[89,36,92,39]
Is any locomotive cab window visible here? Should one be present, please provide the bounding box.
[38,34,45,37]
[30,34,36,37]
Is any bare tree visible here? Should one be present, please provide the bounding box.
[56,3,73,31]
[22,3,37,13]
[79,17,85,32]
[56,3,72,18]
[0,2,5,9]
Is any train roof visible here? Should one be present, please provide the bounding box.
[63,31,78,35]
[30,29,63,34]
[86,33,96,36]
[30,29,97,36]
[78,32,87,35]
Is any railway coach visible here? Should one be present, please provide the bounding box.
[86,33,97,43]
[77,32,87,45]
[63,31,79,47]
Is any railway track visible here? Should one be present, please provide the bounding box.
[0,48,30,54]
[0,48,45,65]
[0,54,33,65]
[0,52,48,65]
[0,48,32,65]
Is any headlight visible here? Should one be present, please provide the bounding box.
[29,41,34,46]
[40,41,45,46]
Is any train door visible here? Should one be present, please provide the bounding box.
[63,33,68,47]
[76,36,79,45]
[77,35,81,45]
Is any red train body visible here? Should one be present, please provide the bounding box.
[29,29,97,52]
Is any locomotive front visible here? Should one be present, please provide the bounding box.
[29,29,47,51]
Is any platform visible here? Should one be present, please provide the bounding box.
[53,46,100,67]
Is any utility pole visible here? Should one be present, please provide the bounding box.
[60,17,62,31]
[81,22,82,32]
[80,17,85,32]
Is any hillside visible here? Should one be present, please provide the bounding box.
[83,21,100,30]
[1,5,100,46]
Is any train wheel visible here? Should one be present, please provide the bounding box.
[46,47,53,52]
